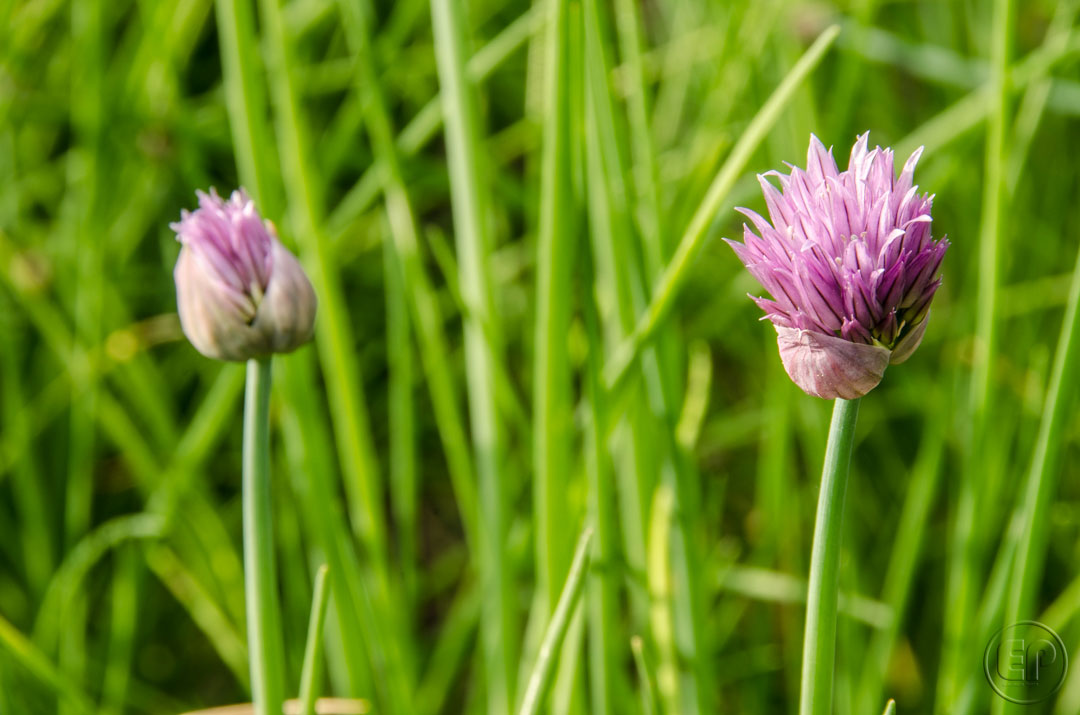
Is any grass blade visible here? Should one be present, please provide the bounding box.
[517,527,594,715]
[298,565,331,715]
[532,0,574,633]
[601,24,841,392]
[429,0,517,711]
[0,614,96,715]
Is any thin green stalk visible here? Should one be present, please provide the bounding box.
[215,0,376,697]
[612,0,663,260]
[383,217,419,609]
[258,0,390,574]
[647,484,679,715]
[997,219,1080,715]
[0,310,53,594]
[260,0,416,702]
[63,2,105,710]
[416,582,481,715]
[33,514,166,647]
[601,24,841,393]
[144,544,250,686]
[102,545,139,714]
[799,397,861,715]
[326,5,543,238]
[715,566,892,629]
[278,354,375,698]
[895,26,1080,159]
[581,2,706,709]
[243,358,286,715]
[0,613,95,715]
[336,0,479,555]
[939,0,1011,709]
[518,528,594,715]
[213,0,279,212]
[857,418,946,713]
[584,265,619,715]
[533,0,574,628]
[429,0,516,712]
[299,565,331,715]
[630,636,658,715]
[969,0,1012,447]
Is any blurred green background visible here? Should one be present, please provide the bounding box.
[1,0,1079,713]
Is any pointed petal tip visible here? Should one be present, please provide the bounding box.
[889,314,929,365]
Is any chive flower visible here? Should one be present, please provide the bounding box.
[726,133,947,399]
[171,188,316,362]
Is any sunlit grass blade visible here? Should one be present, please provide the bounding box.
[601,23,841,393]
[429,0,517,711]
[326,5,543,238]
[145,544,251,686]
[278,353,374,697]
[63,2,106,711]
[214,0,280,212]
[416,582,481,715]
[258,0,417,706]
[257,0,390,581]
[716,565,892,629]
[517,527,594,715]
[612,0,663,259]
[631,635,659,715]
[584,257,621,715]
[997,211,1080,715]
[213,0,378,698]
[382,216,420,609]
[938,0,1012,710]
[0,613,96,715]
[33,514,166,648]
[532,0,574,640]
[298,565,331,715]
[647,484,679,715]
[857,417,946,712]
[335,0,480,556]
[102,545,139,713]
[895,25,1080,159]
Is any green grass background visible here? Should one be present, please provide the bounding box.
[1,0,1079,713]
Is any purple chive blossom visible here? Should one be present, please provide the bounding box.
[726,133,947,399]
[171,188,316,361]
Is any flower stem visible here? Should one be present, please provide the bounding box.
[799,397,861,715]
[243,358,286,715]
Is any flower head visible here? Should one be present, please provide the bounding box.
[171,188,316,361]
[726,133,947,399]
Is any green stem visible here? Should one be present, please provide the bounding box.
[243,358,286,715]
[799,397,861,715]
[517,527,594,715]
[429,0,516,711]
[299,565,331,715]
[601,24,840,393]
[533,0,573,628]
